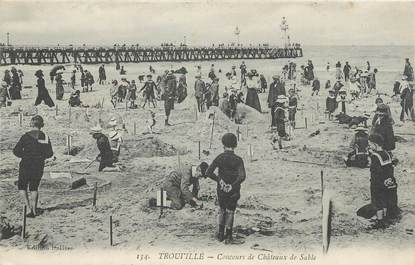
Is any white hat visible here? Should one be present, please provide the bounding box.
[56,70,64,75]
[354,126,368,132]
[108,117,117,127]
[402,75,408,80]
[1,81,7,87]
[276,95,287,103]
[90,125,103,134]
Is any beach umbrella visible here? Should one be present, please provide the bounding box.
[50,65,66,76]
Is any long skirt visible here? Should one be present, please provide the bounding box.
[245,88,261,112]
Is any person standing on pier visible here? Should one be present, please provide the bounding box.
[55,72,64,100]
[194,74,206,112]
[99,64,106,85]
[34,70,55,108]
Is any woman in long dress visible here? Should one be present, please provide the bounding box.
[244,72,261,112]
[34,70,55,107]
[55,73,64,100]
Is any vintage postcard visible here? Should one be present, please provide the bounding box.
[0,0,414,264]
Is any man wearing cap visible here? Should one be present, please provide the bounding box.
[139,75,157,108]
[343,62,351,82]
[34,70,55,108]
[90,125,114,171]
[325,90,337,120]
[400,75,414,121]
[108,118,123,163]
[194,74,206,112]
[9,67,21,100]
[367,133,398,229]
[205,133,246,243]
[343,126,369,168]
[371,103,395,152]
[13,115,54,217]
[161,162,209,210]
[98,64,106,85]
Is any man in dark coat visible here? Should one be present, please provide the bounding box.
[13,115,53,217]
[98,64,106,85]
[163,71,177,126]
[268,75,286,126]
[162,162,209,210]
[90,125,114,172]
[403,58,414,82]
[400,76,414,121]
[344,126,369,168]
[205,133,246,244]
[194,74,205,112]
[34,70,55,107]
[210,78,220,106]
[343,62,351,82]
[9,67,21,100]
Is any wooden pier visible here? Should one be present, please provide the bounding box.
[0,45,303,66]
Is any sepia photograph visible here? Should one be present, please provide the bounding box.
[0,1,414,264]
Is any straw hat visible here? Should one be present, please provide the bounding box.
[402,75,408,81]
[276,95,288,103]
[90,125,103,134]
[272,75,280,80]
[354,126,368,132]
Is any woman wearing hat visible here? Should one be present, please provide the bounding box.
[272,95,289,149]
[343,126,369,168]
[244,72,261,112]
[90,125,114,172]
[371,103,395,152]
[34,70,55,108]
[9,67,22,100]
[205,133,246,243]
[325,90,337,120]
[400,75,414,121]
[13,115,54,217]
[108,118,123,163]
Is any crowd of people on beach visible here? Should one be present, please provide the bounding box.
[2,54,414,244]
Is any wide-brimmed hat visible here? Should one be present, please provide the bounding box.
[195,74,201,78]
[90,125,103,134]
[108,117,117,127]
[1,81,7,87]
[35,69,43,77]
[276,95,288,103]
[354,126,368,132]
[272,75,280,80]
[339,88,346,94]
[56,70,63,75]
[402,75,408,81]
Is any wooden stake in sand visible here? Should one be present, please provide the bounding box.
[55,104,58,116]
[249,144,253,162]
[21,205,27,239]
[157,188,168,218]
[246,122,249,138]
[109,215,113,246]
[134,122,137,135]
[209,112,216,149]
[198,141,201,160]
[177,151,181,171]
[320,170,324,196]
[92,182,98,207]
[69,106,72,122]
[67,135,72,155]
[194,104,198,121]
[236,126,241,141]
[305,117,308,129]
[18,112,23,127]
[322,192,332,254]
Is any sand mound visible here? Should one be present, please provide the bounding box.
[235,104,265,123]
[123,136,180,158]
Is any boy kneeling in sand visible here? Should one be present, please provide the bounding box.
[367,133,399,229]
[205,133,246,243]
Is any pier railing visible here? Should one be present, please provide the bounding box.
[0,45,303,65]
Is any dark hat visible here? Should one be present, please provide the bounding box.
[369,133,384,147]
[222,133,237,148]
[147,74,152,78]
[31,115,44,128]
[199,162,209,177]
[35,69,43,77]
[375,97,383,104]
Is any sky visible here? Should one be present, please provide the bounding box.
[0,1,414,47]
